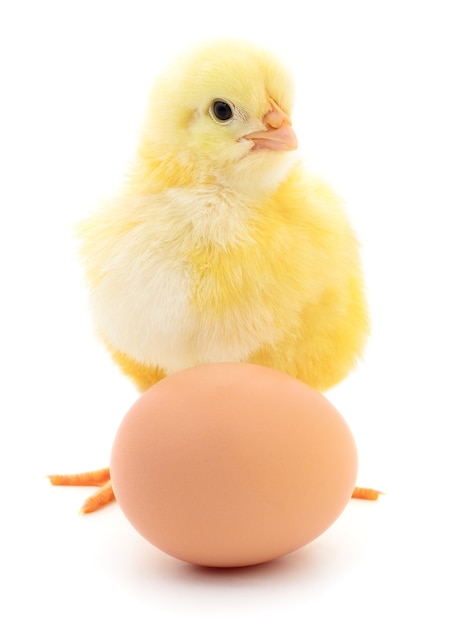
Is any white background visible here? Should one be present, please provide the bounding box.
[1,1,450,624]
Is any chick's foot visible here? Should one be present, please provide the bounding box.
[48,467,115,514]
[352,486,383,500]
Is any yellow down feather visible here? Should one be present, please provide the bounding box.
[78,40,369,393]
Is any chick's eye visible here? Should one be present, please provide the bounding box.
[211,100,234,122]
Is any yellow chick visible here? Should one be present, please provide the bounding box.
[50,40,378,512]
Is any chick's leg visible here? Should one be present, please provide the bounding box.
[48,468,115,514]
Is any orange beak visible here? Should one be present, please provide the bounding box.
[243,99,298,152]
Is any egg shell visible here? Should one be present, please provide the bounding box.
[110,363,358,568]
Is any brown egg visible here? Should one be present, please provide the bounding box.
[110,363,358,567]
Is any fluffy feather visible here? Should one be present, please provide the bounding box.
[78,39,369,393]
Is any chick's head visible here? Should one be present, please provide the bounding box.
[137,40,298,196]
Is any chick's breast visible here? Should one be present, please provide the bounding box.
[79,165,368,393]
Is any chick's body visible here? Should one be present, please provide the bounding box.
[79,40,369,394]
[48,41,375,514]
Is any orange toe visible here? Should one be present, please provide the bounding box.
[48,467,111,487]
[352,486,384,501]
[79,480,115,514]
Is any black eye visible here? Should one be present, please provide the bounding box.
[211,100,234,122]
